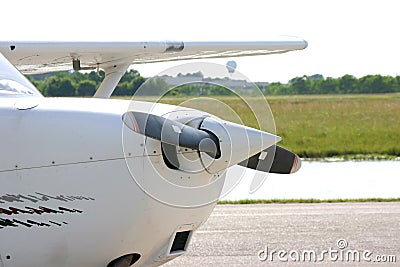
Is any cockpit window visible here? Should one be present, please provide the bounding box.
[0,79,37,96]
[0,53,42,98]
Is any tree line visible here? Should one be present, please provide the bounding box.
[27,71,400,97]
[28,70,241,97]
[265,74,400,95]
[28,70,146,97]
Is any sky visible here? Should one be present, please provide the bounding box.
[1,0,400,83]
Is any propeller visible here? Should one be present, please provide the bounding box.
[123,111,220,158]
[123,111,301,174]
[238,145,301,174]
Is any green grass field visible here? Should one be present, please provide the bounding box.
[124,93,400,159]
[268,94,400,158]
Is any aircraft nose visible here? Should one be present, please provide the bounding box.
[199,117,281,174]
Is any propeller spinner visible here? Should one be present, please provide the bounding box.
[122,111,301,174]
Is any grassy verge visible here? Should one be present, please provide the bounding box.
[140,93,400,158]
[268,93,400,158]
[218,198,400,204]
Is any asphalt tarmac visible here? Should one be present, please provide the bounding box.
[163,202,400,266]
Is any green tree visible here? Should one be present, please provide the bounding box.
[358,75,390,93]
[77,80,96,96]
[316,77,339,94]
[264,82,288,95]
[289,76,311,94]
[113,76,145,96]
[207,85,234,96]
[88,70,104,85]
[43,76,76,97]
[120,69,140,83]
[339,74,358,94]
[135,77,169,96]
[380,76,398,93]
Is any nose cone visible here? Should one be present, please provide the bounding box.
[199,117,281,173]
[242,123,282,157]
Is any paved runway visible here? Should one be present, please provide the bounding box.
[163,202,399,266]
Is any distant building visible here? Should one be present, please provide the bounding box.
[157,73,269,91]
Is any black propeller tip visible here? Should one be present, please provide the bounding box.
[239,145,301,174]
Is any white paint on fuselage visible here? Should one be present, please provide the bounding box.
[0,97,223,267]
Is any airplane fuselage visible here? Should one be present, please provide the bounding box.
[0,97,224,267]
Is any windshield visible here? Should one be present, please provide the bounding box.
[0,79,38,96]
[0,53,42,98]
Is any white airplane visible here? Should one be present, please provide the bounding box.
[0,37,306,267]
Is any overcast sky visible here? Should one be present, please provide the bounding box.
[2,0,400,82]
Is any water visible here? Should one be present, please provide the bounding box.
[221,161,400,201]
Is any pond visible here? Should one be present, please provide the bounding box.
[221,161,400,201]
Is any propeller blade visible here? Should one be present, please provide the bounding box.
[238,145,301,174]
[123,111,220,157]
[124,111,299,174]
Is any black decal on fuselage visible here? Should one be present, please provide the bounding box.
[0,218,17,227]
[49,221,62,226]
[27,220,51,227]
[0,192,95,230]
[0,193,95,204]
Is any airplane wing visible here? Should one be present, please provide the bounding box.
[0,36,307,74]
